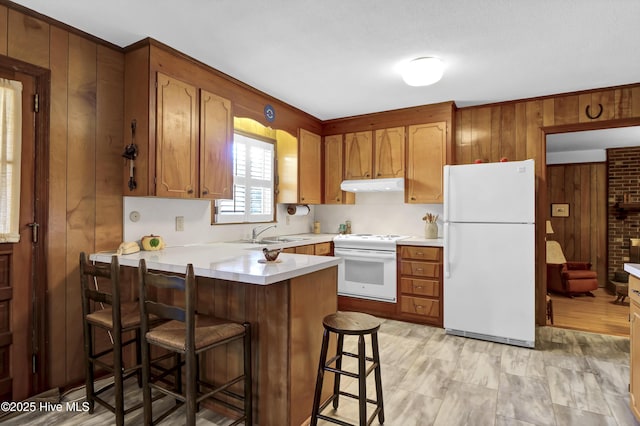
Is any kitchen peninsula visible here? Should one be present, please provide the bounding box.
[91,239,340,426]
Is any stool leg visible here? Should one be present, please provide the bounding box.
[332,333,344,409]
[358,334,367,426]
[186,349,197,426]
[135,328,143,388]
[310,328,331,426]
[371,332,384,423]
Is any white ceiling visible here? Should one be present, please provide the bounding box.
[10,0,640,122]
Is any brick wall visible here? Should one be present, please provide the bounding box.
[608,147,640,280]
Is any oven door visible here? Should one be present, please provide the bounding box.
[334,248,397,302]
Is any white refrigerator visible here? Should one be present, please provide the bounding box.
[443,159,535,348]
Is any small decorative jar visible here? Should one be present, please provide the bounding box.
[425,222,438,239]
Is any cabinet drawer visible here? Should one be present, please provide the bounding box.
[399,246,441,261]
[314,242,332,256]
[295,244,315,255]
[400,296,439,318]
[400,278,439,297]
[399,261,440,278]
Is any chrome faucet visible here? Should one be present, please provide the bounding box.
[252,224,277,242]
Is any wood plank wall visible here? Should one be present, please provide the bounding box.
[456,85,640,323]
[546,163,607,287]
[0,4,124,389]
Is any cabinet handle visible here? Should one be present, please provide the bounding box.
[415,285,423,289]
[416,268,424,272]
[337,198,340,202]
[377,173,381,176]
[366,173,370,177]
[416,252,423,255]
[411,196,416,201]
[301,197,305,201]
[202,190,208,195]
[633,289,640,296]
[187,189,194,194]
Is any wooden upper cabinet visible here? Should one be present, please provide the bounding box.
[323,134,354,204]
[344,131,373,179]
[298,129,322,204]
[374,127,404,178]
[200,90,233,199]
[406,122,447,203]
[156,72,198,198]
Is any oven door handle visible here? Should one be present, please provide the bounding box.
[334,248,396,259]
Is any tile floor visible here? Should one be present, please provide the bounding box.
[2,319,638,426]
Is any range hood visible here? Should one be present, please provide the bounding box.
[340,177,404,193]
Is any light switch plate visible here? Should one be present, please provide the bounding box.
[176,216,184,232]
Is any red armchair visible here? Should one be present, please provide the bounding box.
[546,240,598,297]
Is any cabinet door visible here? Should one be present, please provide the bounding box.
[200,90,232,199]
[344,131,373,180]
[374,127,405,178]
[406,122,446,203]
[156,72,198,198]
[295,244,315,255]
[298,129,322,204]
[324,134,354,204]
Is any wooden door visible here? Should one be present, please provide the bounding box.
[0,67,46,401]
[298,129,322,204]
[374,127,405,178]
[406,122,447,203]
[156,72,198,198]
[200,90,232,199]
[344,131,373,180]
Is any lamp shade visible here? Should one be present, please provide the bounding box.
[401,57,444,87]
[546,220,554,234]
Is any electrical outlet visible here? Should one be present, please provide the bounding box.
[175,216,184,232]
[285,216,290,225]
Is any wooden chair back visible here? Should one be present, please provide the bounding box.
[79,251,121,328]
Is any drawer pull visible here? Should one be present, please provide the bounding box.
[414,285,423,289]
[416,268,424,271]
[416,252,423,255]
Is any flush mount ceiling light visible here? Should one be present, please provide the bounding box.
[401,57,444,87]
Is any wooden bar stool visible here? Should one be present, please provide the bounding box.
[138,259,252,426]
[310,311,384,426]
[80,252,143,426]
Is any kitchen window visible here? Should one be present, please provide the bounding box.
[215,132,275,224]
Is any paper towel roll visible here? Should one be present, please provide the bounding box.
[287,204,310,216]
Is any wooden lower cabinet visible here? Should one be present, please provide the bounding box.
[283,242,333,255]
[397,246,443,326]
[630,274,640,421]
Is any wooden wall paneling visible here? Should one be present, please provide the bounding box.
[456,109,471,164]
[593,90,616,121]
[542,98,555,127]
[514,102,528,160]
[7,9,49,69]
[47,25,69,390]
[0,5,7,55]
[525,101,543,164]
[470,107,491,162]
[123,45,151,195]
[553,95,580,125]
[65,34,97,386]
[490,105,501,161]
[95,45,124,251]
[500,104,516,162]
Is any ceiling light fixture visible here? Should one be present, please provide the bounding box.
[401,57,444,87]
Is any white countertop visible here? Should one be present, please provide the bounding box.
[625,263,640,278]
[397,237,444,247]
[90,234,340,285]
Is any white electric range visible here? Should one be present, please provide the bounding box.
[333,233,409,302]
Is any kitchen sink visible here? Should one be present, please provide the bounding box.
[260,236,310,243]
[225,239,279,245]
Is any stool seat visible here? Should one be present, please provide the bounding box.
[311,311,384,426]
[323,312,381,335]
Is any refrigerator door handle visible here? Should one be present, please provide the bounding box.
[444,221,450,278]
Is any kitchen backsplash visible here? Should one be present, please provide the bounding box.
[123,197,313,247]
[314,192,443,237]
[123,192,443,247]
